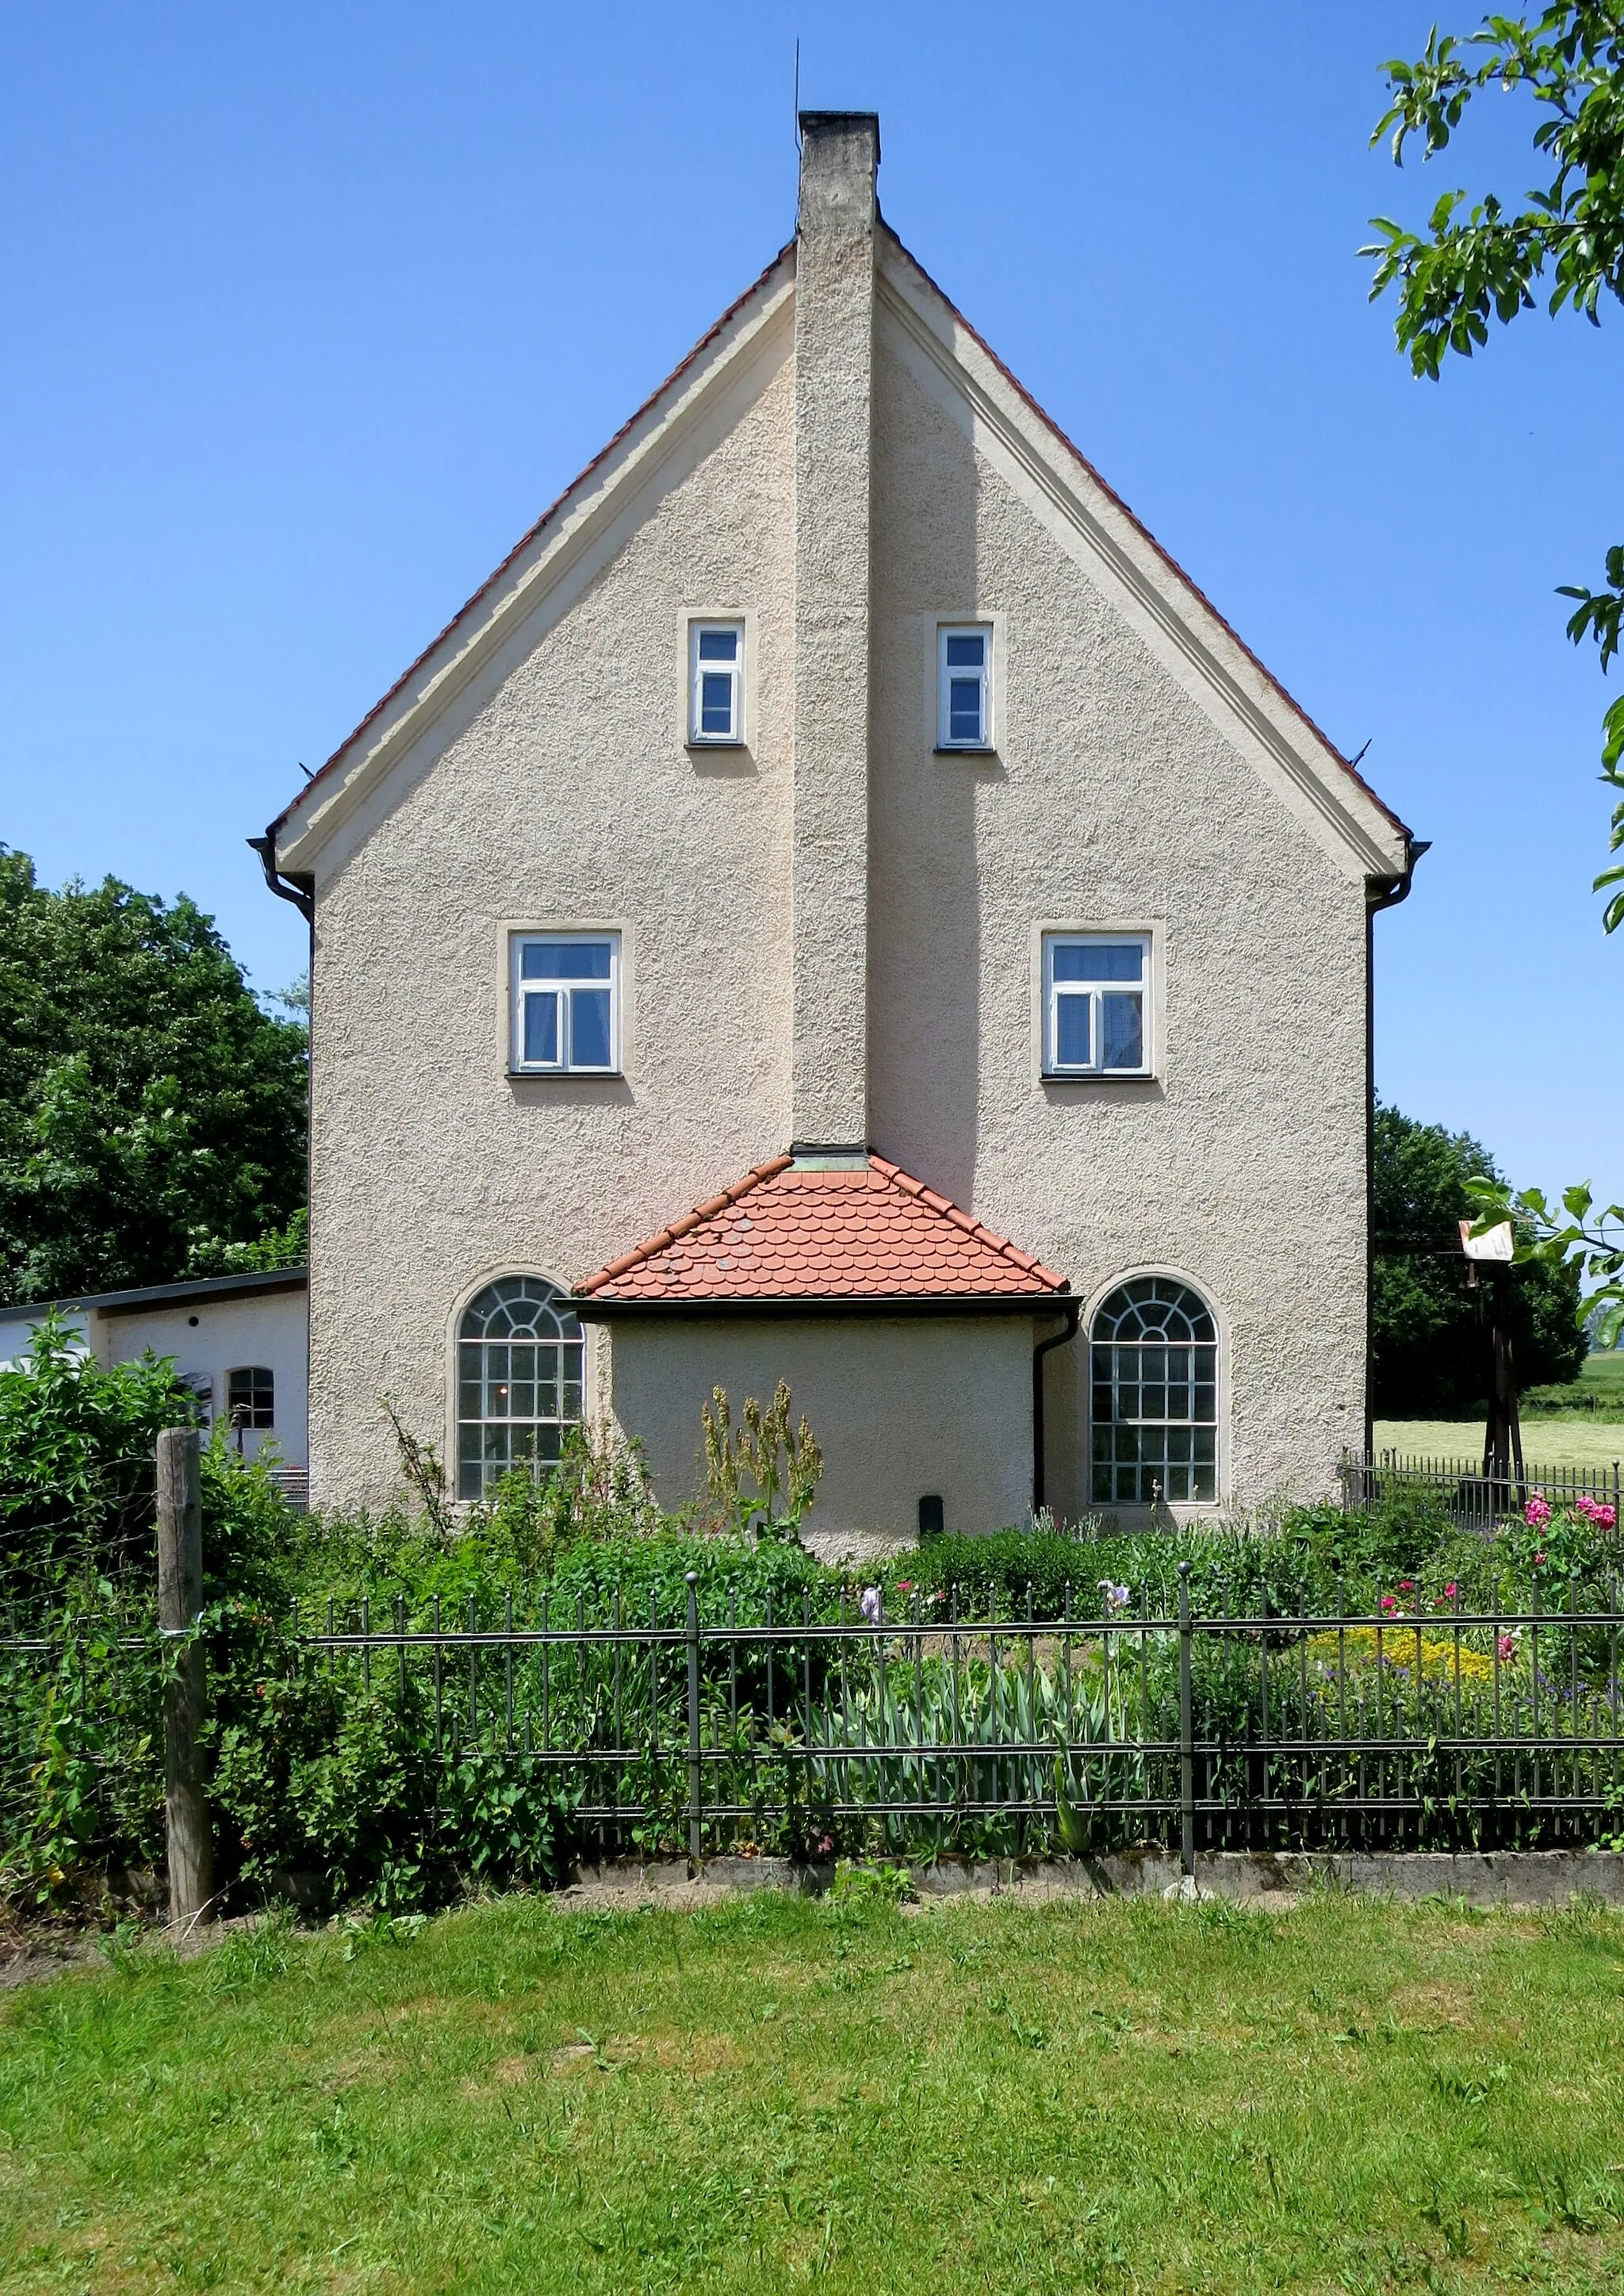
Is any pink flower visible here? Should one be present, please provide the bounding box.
[1444,1581,1457,1599]
[1380,1593,1398,1615]
[1526,1495,1552,1529]
[896,1581,915,1594]
[1398,1578,1415,1593]
[1534,1552,1547,1570]
[1576,1497,1618,1530]
[1497,1634,1518,1662]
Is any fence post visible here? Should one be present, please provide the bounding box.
[1178,1559,1195,1882]
[685,1570,702,1867]
[156,1428,213,1927]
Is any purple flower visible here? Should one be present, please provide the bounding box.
[860,1586,882,1625]
[1098,1580,1130,1616]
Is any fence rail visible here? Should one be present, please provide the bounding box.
[8,1567,1624,1877]
[272,1568,1624,1861]
[1340,1447,1623,1531]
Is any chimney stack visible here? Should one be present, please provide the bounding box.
[790,112,879,1151]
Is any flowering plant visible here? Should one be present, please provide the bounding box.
[1098,1580,1130,1616]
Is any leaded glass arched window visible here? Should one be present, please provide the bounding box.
[456,1277,583,1501]
[1090,1277,1217,1504]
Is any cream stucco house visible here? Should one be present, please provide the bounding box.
[259,113,1419,1538]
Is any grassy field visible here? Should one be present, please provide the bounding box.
[1375,1355,1624,1471]
[1374,1417,1624,1470]
[3,1888,1624,2293]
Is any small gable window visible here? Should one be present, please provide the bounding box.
[689,619,744,744]
[511,933,619,1074]
[937,625,990,748]
[1044,933,1150,1077]
[227,1366,274,1431]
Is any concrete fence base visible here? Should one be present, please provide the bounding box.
[565,1848,1624,1911]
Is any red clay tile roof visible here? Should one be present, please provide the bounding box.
[576,1153,1068,1304]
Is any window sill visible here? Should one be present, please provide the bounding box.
[933,744,998,757]
[686,738,748,753]
[1041,1071,1158,1085]
[508,1069,624,1082]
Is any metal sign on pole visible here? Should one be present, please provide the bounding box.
[1460,1221,1525,1503]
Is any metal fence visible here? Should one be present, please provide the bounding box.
[289,1569,1624,1864]
[1340,1447,1623,1531]
[9,1570,1624,1887]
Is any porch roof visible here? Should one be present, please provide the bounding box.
[574,1153,1068,1307]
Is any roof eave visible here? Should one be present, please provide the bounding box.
[875,226,1413,872]
[574,1290,1070,1320]
[271,242,796,871]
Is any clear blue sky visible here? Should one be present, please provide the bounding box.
[2,3,1618,1205]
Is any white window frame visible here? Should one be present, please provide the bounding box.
[1043,931,1152,1078]
[509,931,621,1075]
[936,623,992,749]
[688,618,745,745]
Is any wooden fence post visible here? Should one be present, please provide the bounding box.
[156,1428,213,1926]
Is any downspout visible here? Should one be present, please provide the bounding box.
[1032,1296,1082,1516]
[248,827,315,926]
[250,822,316,1491]
[1365,837,1430,1456]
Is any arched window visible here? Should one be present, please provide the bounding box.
[456,1277,584,1501]
[1090,1277,1217,1504]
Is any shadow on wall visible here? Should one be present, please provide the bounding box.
[868,337,982,1209]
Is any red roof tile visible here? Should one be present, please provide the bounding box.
[575,1154,1068,1303]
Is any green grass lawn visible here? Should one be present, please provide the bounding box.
[1377,1356,1624,1471]
[1374,1416,1624,1470]
[4,1888,1624,2293]
[1583,1354,1624,1408]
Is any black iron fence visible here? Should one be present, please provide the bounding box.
[1340,1447,1623,1532]
[7,1569,1624,1889]
[283,1568,1624,1862]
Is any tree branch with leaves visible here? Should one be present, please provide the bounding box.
[1365,2,1624,925]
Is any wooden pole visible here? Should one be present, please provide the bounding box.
[156,1428,213,1926]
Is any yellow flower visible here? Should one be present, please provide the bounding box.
[1304,1627,1496,1687]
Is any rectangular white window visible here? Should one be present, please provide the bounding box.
[1044,933,1151,1076]
[511,933,620,1074]
[937,624,990,748]
[689,619,744,743]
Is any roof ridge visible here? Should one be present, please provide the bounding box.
[878,224,1411,845]
[576,1149,1068,1301]
[865,1154,1067,1290]
[575,1155,793,1296]
[274,241,796,839]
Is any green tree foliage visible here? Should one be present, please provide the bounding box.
[0,846,308,1301]
[0,1313,200,1591]
[1373,1103,1584,1414]
[1365,4,1624,924]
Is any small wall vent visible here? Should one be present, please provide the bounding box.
[917,1494,944,1536]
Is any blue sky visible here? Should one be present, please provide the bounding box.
[2,3,1619,1205]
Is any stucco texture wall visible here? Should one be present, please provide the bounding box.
[601,1313,1036,1540]
[866,301,1369,1520]
[304,335,797,1508]
[298,243,1379,1524]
